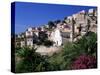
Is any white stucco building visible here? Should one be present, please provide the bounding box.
[50,28,62,46]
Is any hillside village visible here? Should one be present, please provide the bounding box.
[15,8,97,55]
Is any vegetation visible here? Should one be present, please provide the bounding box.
[32,31,54,47]
[15,32,97,73]
[48,21,56,29]
[15,47,50,73]
[43,40,54,47]
[71,55,97,69]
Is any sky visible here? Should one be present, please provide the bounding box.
[14,2,97,34]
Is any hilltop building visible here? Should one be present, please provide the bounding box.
[15,8,97,48]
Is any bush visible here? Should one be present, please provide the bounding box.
[15,32,97,72]
[74,31,97,55]
[16,47,44,73]
[71,55,97,69]
[15,47,53,73]
[44,40,54,47]
[62,32,97,69]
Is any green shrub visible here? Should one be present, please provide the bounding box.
[15,32,97,72]
[44,40,54,47]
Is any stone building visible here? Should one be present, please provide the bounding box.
[15,8,97,48]
[62,8,97,42]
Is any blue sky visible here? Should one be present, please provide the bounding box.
[14,2,97,34]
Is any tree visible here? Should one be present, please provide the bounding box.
[54,20,61,24]
[37,31,48,45]
[43,40,54,47]
[16,47,44,73]
[48,21,55,29]
[32,32,38,44]
[75,31,97,55]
